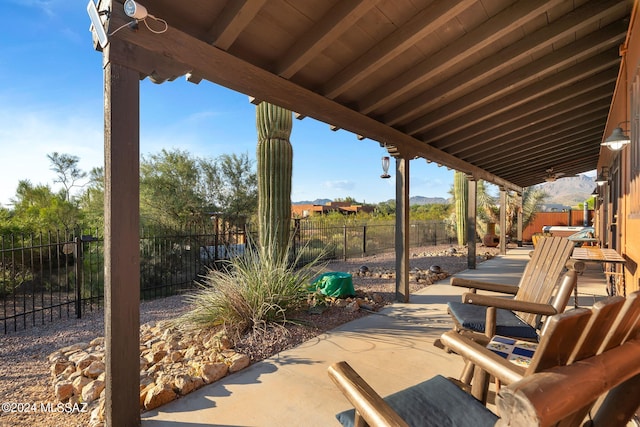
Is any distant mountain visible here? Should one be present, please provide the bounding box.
[293,196,449,206]
[291,177,592,209]
[534,175,595,208]
[292,199,333,205]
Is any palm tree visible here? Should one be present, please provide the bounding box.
[451,179,548,241]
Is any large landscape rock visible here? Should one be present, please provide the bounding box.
[143,383,177,410]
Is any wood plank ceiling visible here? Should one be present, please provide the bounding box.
[101,0,634,192]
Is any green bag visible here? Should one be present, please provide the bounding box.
[310,272,355,298]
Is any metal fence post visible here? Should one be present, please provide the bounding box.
[343,224,347,261]
[293,218,301,261]
[362,225,367,256]
[74,235,83,319]
[433,225,437,246]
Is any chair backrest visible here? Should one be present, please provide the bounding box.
[557,291,640,427]
[599,290,640,353]
[513,236,575,326]
[498,291,640,427]
[497,336,640,427]
[524,307,592,376]
[525,291,640,376]
[520,292,640,426]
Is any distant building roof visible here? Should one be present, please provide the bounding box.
[291,203,373,218]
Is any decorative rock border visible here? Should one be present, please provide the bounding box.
[47,298,387,426]
[49,321,251,427]
[351,266,450,285]
[349,246,494,285]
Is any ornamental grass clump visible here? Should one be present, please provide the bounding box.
[174,242,326,340]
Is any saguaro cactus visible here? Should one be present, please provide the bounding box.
[454,170,468,246]
[256,102,293,261]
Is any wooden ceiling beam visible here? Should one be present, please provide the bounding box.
[473,125,604,169]
[457,108,610,166]
[495,150,601,184]
[207,0,266,50]
[105,39,191,82]
[504,154,600,185]
[488,135,602,176]
[410,39,622,138]
[357,0,566,115]
[185,0,266,84]
[442,99,612,164]
[434,73,618,152]
[384,0,629,127]
[461,109,604,171]
[414,43,620,141]
[322,0,476,99]
[106,6,522,193]
[276,0,378,79]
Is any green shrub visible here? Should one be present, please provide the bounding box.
[0,262,33,297]
[172,240,326,339]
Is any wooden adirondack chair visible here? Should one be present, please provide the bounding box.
[328,293,640,427]
[447,236,580,342]
[446,267,580,392]
[442,291,640,407]
[329,347,640,427]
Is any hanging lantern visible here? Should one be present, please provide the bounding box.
[381,156,391,179]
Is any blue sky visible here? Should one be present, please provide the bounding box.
[0,1,457,207]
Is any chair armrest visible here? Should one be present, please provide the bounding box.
[497,339,640,427]
[451,277,518,295]
[565,259,585,273]
[440,331,525,385]
[328,361,409,427]
[462,293,559,316]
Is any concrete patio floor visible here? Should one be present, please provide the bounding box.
[141,246,609,427]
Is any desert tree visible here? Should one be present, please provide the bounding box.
[47,152,87,202]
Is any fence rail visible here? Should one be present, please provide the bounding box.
[0,220,452,333]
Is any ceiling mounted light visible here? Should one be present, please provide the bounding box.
[602,121,631,151]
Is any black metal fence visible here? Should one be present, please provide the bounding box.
[0,220,452,333]
[0,226,233,333]
[290,219,454,265]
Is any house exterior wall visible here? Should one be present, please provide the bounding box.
[599,3,640,294]
[625,9,640,294]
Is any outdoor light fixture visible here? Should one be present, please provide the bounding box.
[381,156,391,179]
[602,121,631,151]
[595,167,609,186]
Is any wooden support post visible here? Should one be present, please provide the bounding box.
[516,194,523,247]
[602,182,609,248]
[467,177,477,269]
[395,157,410,302]
[499,187,507,255]
[104,62,141,427]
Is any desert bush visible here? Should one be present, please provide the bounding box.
[0,262,33,297]
[172,240,326,339]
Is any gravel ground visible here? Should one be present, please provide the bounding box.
[0,244,499,427]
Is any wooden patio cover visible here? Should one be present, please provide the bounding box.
[98,0,633,189]
[89,1,634,425]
